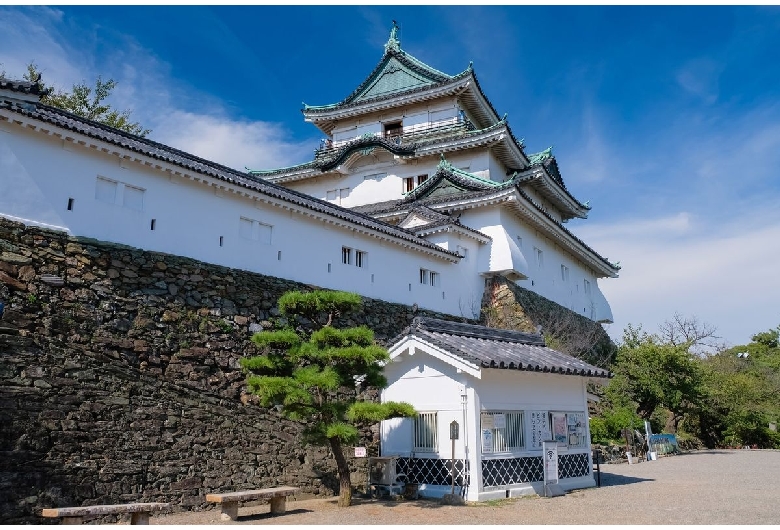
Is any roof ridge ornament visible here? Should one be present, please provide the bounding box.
[385,20,401,53]
[437,153,453,171]
[528,146,554,165]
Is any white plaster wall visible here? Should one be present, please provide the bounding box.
[381,352,469,459]
[461,206,613,322]
[329,99,461,146]
[0,121,472,315]
[477,370,587,410]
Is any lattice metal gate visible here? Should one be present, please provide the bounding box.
[481,453,590,488]
[396,457,469,487]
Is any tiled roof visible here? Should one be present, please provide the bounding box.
[0,76,48,97]
[394,317,611,378]
[0,99,460,261]
[402,207,491,242]
[302,29,501,128]
[401,157,511,202]
[351,181,619,274]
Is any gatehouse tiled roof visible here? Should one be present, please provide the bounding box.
[394,317,611,378]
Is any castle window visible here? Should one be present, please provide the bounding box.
[355,250,366,268]
[561,264,569,282]
[123,185,145,211]
[584,279,591,295]
[534,247,544,268]
[414,412,438,452]
[95,177,117,204]
[417,174,428,186]
[66,198,74,211]
[481,412,525,453]
[342,246,352,265]
[239,217,272,244]
[420,268,439,287]
[326,187,350,205]
[403,177,415,193]
[383,120,402,139]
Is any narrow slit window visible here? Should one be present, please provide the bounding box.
[66,198,74,211]
[277,251,282,261]
[414,412,438,452]
[150,219,156,230]
[219,236,224,247]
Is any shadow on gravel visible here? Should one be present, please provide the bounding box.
[350,497,455,510]
[597,472,655,488]
[236,508,313,521]
[671,450,734,456]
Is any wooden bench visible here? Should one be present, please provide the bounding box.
[41,502,171,525]
[205,486,299,521]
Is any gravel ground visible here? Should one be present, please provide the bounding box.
[151,450,780,525]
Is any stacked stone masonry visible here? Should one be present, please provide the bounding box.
[0,217,610,523]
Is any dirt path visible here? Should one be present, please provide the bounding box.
[152,450,780,525]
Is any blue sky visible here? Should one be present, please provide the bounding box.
[2,5,779,348]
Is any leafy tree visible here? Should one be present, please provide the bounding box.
[695,328,780,448]
[20,62,150,137]
[241,290,415,507]
[606,324,703,430]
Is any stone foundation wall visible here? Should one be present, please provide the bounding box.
[0,217,455,523]
[0,218,615,523]
[481,277,616,367]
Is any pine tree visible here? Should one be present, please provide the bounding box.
[21,62,150,137]
[241,290,415,507]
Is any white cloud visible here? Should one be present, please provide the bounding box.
[0,6,312,173]
[676,58,724,104]
[578,207,780,348]
[151,111,313,172]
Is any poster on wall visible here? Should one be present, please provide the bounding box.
[552,413,568,445]
[481,429,494,453]
[566,413,586,448]
[530,411,549,450]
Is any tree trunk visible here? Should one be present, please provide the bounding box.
[329,437,352,507]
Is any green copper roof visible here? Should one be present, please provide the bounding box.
[527,147,553,165]
[303,22,465,112]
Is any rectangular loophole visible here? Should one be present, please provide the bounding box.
[219,236,224,247]
[66,198,74,211]
[277,251,282,261]
[328,263,332,273]
[150,219,156,231]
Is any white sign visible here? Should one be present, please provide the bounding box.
[493,413,506,429]
[542,441,559,485]
[481,413,494,430]
[530,411,550,450]
[354,447,366,457]
[481,429,494,453]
